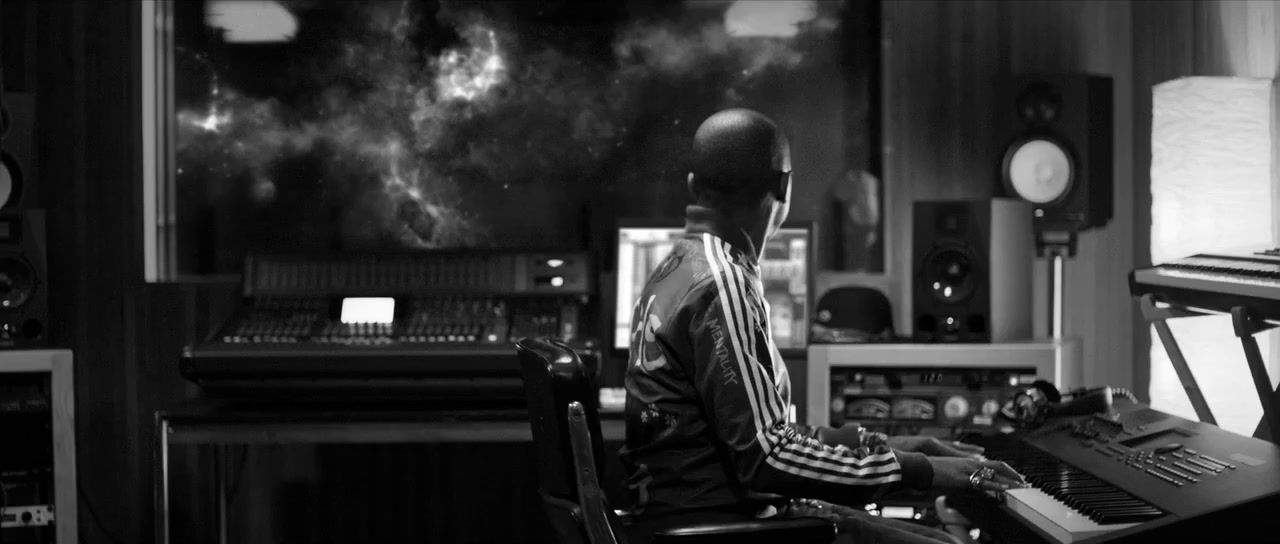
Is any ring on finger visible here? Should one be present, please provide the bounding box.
[968,469,985,488]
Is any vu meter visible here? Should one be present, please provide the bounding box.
[829,367,1035,431]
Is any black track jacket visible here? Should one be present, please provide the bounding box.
[619,205,932,518]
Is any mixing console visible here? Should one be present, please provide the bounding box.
[215,295,575,346]
[181,251,596,400]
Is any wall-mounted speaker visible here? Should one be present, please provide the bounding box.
[912,199,1032,343]
[995,75,1112,233]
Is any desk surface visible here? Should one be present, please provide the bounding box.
[158,400,625,444]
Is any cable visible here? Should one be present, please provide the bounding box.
[1111,387,1139,404]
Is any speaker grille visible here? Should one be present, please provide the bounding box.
[0,256,35,309]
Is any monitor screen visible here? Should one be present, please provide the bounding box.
[340,297,396,324]
[614,225,810,350]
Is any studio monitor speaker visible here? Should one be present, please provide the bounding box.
[0,93,35,211]
[912,199,1032,343]
[0,94,45,347]
[995,75,1112,233]
[0,210,47,347]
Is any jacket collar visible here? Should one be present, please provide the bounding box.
[683,205,760,265]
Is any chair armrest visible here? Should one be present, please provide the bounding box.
[652,517,837,544]
[613,509,636,527]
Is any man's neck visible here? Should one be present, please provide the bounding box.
[683,204,767,262]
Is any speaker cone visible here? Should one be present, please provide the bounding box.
[1002,137,1074,205]
[0,257,36,308]
[0,150,23,210]
[923,247,976,304]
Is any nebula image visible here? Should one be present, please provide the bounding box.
[172,0,849,273]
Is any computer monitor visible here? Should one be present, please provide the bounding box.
[613,222,812,350]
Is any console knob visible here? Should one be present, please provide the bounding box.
[943,396,970,420]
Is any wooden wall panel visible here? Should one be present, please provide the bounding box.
[874,1,1136,391]
[1193,0,1280,77]
[29,1,148,541]
[1006,0,1136,390]
[879,0,1009,334]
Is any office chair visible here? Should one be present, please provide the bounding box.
[516,337,837,544]
[812,286,897,343]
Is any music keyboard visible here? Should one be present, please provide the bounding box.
[1002,488,1139,543]
[1130,249,1280,319]
[960,400,1280,543]
[979,436,1155,543]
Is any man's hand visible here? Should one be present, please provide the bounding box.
[887,436,986,458]
[929,457,1028,492]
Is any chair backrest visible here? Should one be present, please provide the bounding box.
[814,286,894,339]
[516,337,607,502]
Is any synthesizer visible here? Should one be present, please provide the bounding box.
[956,399,1280,543]
[1129,248,1280,319]
[181,251,597,400]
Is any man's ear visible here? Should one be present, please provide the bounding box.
[773,171,792,203]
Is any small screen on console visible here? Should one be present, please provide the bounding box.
[614,225,810,350]
[1119,428,1183,449]
[340,297,396,324]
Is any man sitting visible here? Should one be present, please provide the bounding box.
[620,108,1025,544]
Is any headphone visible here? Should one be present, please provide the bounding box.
[1002,381,1119,429]
[1003,380,1059,428]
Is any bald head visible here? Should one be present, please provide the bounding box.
[689,108,790,208]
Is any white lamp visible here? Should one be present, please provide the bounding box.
[1151,77,1277,263]
[1149,76,1279,435]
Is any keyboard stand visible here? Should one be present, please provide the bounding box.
[1138,294,1280,444]
[1231,306,1280,442]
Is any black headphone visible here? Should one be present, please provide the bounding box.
[1003,380,1059,428]
[1002,381,1118,429]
